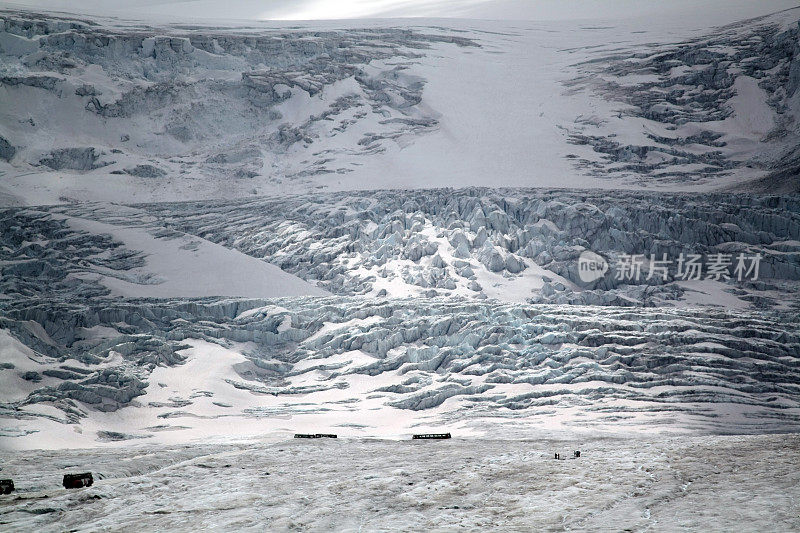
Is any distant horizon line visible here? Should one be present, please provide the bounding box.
[0,1,798,27]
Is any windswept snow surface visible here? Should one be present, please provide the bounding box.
[1,435,799,531]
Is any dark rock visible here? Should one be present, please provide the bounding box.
[0,136,15,162]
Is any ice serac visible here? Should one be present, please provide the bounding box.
[3,189,798,307]
[0,193,798,447]
[1,295,798,446]
[126,189,799,307]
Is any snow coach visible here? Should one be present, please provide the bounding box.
[63,473,93,489]
[0,479,14,494]
[412,433,451,439]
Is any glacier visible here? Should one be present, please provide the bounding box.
[0,189,798,448]
[0,4,799,530]
[0,2,797,445]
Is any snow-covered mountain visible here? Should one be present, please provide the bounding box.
[1,6,799,450]
[1,7,799,205]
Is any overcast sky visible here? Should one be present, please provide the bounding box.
[1,0,797,23]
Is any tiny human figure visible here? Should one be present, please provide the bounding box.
[574,450,581,458]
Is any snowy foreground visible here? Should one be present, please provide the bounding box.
[1,434,799,531]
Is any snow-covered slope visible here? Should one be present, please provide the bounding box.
[61,215,328,298]
[0,205,326,299]
[1,7,799,205]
